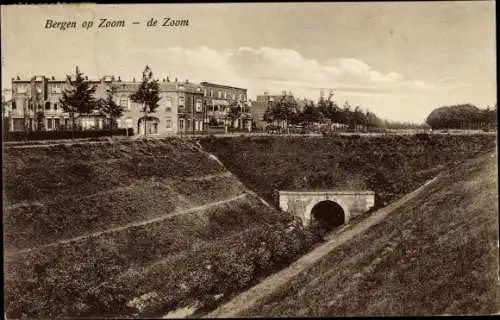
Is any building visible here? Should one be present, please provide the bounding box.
[8,74,205,135]
[252,91,297,130]
[200,82,252,132]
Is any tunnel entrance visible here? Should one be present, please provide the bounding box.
[310,200,345,230]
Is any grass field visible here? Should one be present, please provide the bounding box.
[243,151,499,316]
[4,135,496,318]
[3,139,319,319]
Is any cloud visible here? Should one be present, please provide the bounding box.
[125,46,434,99]
[76,45,444,122]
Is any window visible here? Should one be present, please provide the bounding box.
[120,99,128,109]
[165,107,172,113]
[204,89,207,96]
[178,96,185,107]
[51,84,62,94]
[126,118,132,128]
[29,102,33,111]
[195,99,202,112]
[218,91,222,98]
[240,94,246,101]
[12,101,16,110]
[232,93,236,100]
[166,97,172,107]
[179,119,184,130]
[16,84,27,93]
[209,90,213,97]
[224,91,227,99]
[178,85,185,91]
[47,118,53,130]
[166,119,172,129]
[45,102,51,110]
[54,118,60,129]
[54,103,58,111]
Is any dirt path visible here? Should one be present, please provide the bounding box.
[205,175,441,318]
[5,193,248,259]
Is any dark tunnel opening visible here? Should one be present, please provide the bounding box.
[310,200,345,231]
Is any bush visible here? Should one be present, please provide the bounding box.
[3,128,134,141]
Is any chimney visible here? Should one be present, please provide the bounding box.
[185,79,189,84]
[118,76,121,82]
[133,77,136,82]
[85,76,88,80]
[175,77,178,82]
[167,76,170,82]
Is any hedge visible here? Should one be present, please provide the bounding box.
[3,128,134,141]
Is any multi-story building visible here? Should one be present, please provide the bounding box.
[200,82,252,131]
[252,91,297,130]
[175,80,205,134]
[8,74,205,135]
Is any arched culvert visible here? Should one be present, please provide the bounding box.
[310,200,345,230]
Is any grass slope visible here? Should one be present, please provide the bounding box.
[244,151,499,316]
[3,139,319,319]
[199,135,496,207]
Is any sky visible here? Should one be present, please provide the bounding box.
[1,2,496,122]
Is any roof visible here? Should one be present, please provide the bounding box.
[200,82,247,91]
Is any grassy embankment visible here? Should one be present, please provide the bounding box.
[199,134,496,207]
[3,138,319,319]
[242,151,499,316]
[4,135,496,318]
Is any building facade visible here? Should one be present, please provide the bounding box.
[8,75,206,135]
[252,91,297,130]
[200,82,252,131]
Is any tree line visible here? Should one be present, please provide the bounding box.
[262,91,429,132]
[425,103,497,130]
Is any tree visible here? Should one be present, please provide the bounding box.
[32,81,45,131]
[97,85,124,137]
[59,66,97,138]
[264,93,298,128]
[425,104,488,130]
[226,101,241,130]
[130,65,161,136]
[35,111,45,132]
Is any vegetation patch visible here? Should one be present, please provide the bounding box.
[199,135,495,207]
[243,153,499,316]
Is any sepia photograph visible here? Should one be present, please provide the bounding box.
[1,2,498,318]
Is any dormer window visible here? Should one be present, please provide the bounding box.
[16,84,27,93]
[178,85,185,91]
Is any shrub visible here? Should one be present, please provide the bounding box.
[3,128,134,142]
